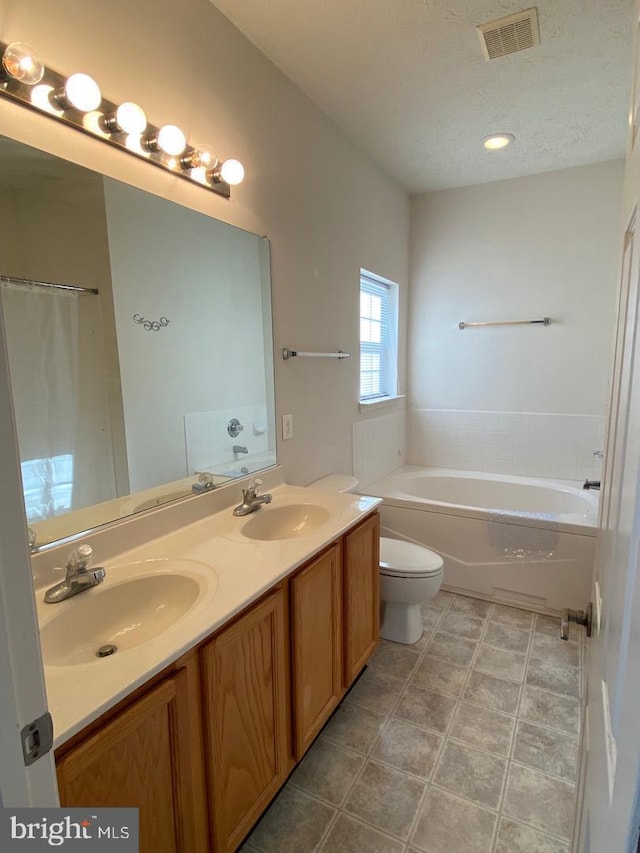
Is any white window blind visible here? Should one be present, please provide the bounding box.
[359,271,397,401]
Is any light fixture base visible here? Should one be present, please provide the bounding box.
[0,41,232,199]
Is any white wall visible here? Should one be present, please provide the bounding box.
[408,160,624,479]
[0,0,409,487]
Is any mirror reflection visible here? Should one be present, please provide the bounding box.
[0,136,276,548]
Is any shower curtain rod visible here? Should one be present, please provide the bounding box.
[0,274,99,295]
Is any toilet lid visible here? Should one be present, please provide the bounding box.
[380,537,443,578]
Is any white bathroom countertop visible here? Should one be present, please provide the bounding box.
[34,481,381,748]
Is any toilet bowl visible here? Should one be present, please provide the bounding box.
[379,538,443,645]
[308,475,444,645]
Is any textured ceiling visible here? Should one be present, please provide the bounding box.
[211,0,633,192]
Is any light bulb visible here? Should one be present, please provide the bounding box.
[31,84,62,115]
[62,73,102,111]
[219,159,245,185]
[2,42,44,85]
[483,133,514,151]
[157,124,186,156]
[182,144,217,170]
[108,101,147,135]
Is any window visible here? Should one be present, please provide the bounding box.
[359,269,398,402]
[21,454,74,522]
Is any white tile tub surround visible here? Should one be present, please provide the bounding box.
[353,410,407,488]
[408,410,605,483]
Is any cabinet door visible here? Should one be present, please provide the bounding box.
[343,512,380,687]
[291,543,343,759]
[202,587,288,853]
[56,656,208,853]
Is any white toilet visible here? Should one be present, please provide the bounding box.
[379,537,443,645]
[309,474,444,645]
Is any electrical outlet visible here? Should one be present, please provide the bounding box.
[282,413,294,441]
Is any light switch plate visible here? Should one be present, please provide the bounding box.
[282,413,294,441]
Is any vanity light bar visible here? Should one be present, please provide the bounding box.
[0,41,244,199]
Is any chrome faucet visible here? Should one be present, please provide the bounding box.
[233,478,272,516]
[233,445,249,455]
[583,479,601,491]
[44,543,106,604]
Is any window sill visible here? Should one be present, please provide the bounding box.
[359,395,406,414]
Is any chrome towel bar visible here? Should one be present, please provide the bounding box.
[458,317,551,330]
[282,348,351,360]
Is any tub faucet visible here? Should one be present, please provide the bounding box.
[44,543,106,604]
[233,445,249,455]
[233,478,272,516]
[583,479,601,491]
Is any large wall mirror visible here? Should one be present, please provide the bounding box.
[0,135,276,549]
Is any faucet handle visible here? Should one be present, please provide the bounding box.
[243,478,263,500]
[67,543,94,571]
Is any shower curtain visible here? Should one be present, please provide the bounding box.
[1,281,117,521]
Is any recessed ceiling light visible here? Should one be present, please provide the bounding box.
[483,133,515,150]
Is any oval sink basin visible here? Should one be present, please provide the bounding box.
[242,504,330,541]
[41,569,201,667]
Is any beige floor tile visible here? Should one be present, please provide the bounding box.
[393,684,457,734]
[463,670,521,714]
[369,642,422,680]
[344,760,426,840]
[411,787,497,853]
[449,595,492,618]
[426,631,478,665]
[372,717,443,779]
[291,738,365,804]
[502,763,576,839]
[483,621,531,653]
[433,740,507,810]
[449,701,515,756]
[247,786,335,853]
[519,685,580,735]
[530,633,581,667]
[346,669,406,714]
[319,814,405,853]
[407,631,433,652]
[495,817,569,853]
[420,604,444,632]
[322,702,387,754]
[513,721,579,781]
[411,655,469,697]
[474,644,527,682]
[439,610,486,639]
[491,604,535,630]
[526,658,580,698]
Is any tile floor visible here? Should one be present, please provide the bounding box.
[240,590,583,853]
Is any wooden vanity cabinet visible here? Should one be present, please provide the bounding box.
[54,511,380,853]
[290,542,343,760]
[201,586,289,853]
[343,512,380,686]
[56,653,208,853]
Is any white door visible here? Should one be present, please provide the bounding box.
[578,6,640,848]
[0,293,58,805]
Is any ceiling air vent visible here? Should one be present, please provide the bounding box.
[477,7,540,60]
